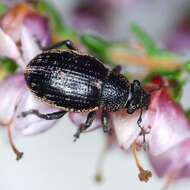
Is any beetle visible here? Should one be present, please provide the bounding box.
[20,40,150,141]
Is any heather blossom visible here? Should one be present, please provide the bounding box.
[0,3,60,160]
[70,77,190,185]
[1,2,190,189]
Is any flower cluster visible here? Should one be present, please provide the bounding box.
[0,2,190,189]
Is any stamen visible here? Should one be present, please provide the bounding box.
[131,143,152,182]
[0,103,23,160]
[7,124,23,161]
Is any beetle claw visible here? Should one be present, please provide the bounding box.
[17,111,27,118]
[73,130,81,142]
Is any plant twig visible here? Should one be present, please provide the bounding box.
[109,48,181,70]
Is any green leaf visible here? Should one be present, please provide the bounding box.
[0,58,18,79]
[130,23,158,55]
[80,34,110,62]
[130,23,177,59]
[0,3,8,15]
[171,80,185,102]
[37,1,77,39]
[186,109,190,119]
[183,60,190,73]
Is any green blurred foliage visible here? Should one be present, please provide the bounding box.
[183,60,190,73]
[0,3,7,15]
[186,109,190,119]
[80,34,111,63]
[37,0,77,39]
[0,58,18,80]
[130,23,178,59]
[130,23,158,55]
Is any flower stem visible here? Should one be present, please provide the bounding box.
[131,143,152,182]
[94,144,107,183]
[109,48,181,71]
[161,172,177,190]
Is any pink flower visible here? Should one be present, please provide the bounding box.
[112,78,190,184]
[147,90,190,187]
[0,4,58,160]
[1,3,51,46]
[69,76,190,184]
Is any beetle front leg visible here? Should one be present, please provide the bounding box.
[111,65,122,74]
[73,111,96,141]
[137,109,148,150]
[18,109,67,120]
[101,111,110,133]
[43,40,77,51]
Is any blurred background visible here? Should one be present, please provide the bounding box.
[0,0,190,190]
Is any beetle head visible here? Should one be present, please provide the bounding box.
[126,80,150,114]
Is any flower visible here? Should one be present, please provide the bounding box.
[1,3,51,46]
[147,90,190,188]
[112,77,190,185]
[0,4,58,160]
[69,74,190,184]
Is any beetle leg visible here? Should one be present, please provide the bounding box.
[137,109,148,150]
[43,40,77,51]
[73,111,96,141]
[111,65,122,74]
[101,111,110,133]
[18,109,67,120]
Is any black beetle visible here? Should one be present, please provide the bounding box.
[20,40,150,140]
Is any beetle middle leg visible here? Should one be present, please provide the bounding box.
[43,40,77,51]
[18,109,67,120]
[73,111,96,141]
[101,111,111,133]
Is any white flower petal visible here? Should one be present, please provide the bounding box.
[15,90,61,136]
[148,91,190,156]
[112,111,141,150]
[20,26,41,63]
[0,74,25,121]
[0,27,24,67]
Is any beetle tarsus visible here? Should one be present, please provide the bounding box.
[73,127,83,142]
[73,111,96,141]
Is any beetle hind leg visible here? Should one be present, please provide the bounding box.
[73,111,96,141]
[18,109,67,120]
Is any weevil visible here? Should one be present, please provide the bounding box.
[20,40,150,140]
